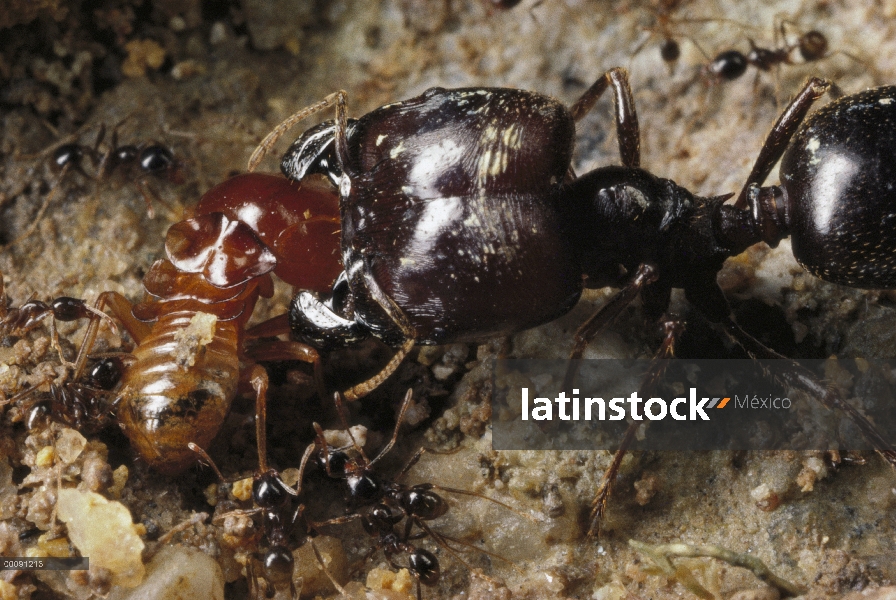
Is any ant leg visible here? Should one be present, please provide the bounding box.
[248,90,348,172]
[587,319,681,538]
[733,76,829,209]
[721,319,896,467]
[246,363,272,472]
[367,388,414,468]
[245,338,325,402]
[569,67,640,168]
[72,291,151,381]
[395,447,426,481]
[562,264,659,392]
[309,539,349,596]
[569,264,659,361]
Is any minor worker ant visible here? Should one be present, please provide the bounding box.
[705,22,862,86]
[251,69,896,537]
[40,172,342,473]
[190,389,318,598]
[6,124,184,249]
[0,274,123,431]
[313,390,526,598]
[630,0,713,75]
[24,356,124,434]
[91,124,184,219]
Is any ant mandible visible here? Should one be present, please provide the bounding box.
[251,70,896,534]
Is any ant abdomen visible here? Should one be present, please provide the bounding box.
[780,86,896,288]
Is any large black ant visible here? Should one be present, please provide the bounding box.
[313,389,526,598]
[250,69,896,538]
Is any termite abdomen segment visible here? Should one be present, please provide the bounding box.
[117,312,240,474]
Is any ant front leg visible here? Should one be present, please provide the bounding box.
[569,67,641,168]
[245,315,327,401]
[733,76,829,209]
[562,263,659,392]
[587,318,681,538]
[71,291,150,381]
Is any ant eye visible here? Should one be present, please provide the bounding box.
[253,471,291,509]
[139,145,174,173]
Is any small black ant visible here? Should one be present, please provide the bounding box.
[6,124,183,248]
[0,276,123,432]
[630,0,707,74]
[705,23,861,85]
[25,356,124,434]
[91,124,183,219]
[189,375,321,600]
[313,390,525,598]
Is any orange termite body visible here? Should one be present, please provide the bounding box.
[76,173,341,473]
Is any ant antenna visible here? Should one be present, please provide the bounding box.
[188,442,228,484]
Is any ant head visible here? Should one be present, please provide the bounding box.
[799,30,828,62]
[320,448,350,477]
[139,145,174,174]
[84,357,124,391]
[50,297,89,322]
[400,485,448,521]
[262,546,294,587]
[409,548,440,586]
[346,472,382,508]
[659,38,680,64]
[51,144,84,171]
[253,470,294,510]
[362,503,401,535]
[26,398,52,431]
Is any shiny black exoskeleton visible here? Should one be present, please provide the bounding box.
[707,28,831,82]
[273,72,896,538]
[281,71,896,362]
[29,356,125,433]
[286,88,581,349]
[779,86,896,287]
[313,394,465,599]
